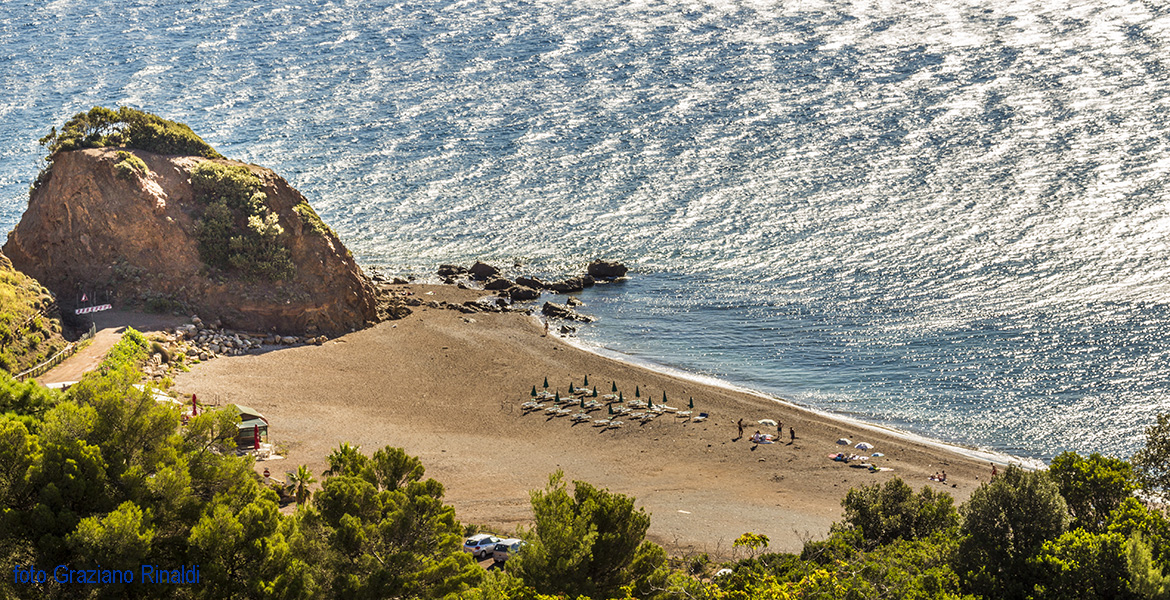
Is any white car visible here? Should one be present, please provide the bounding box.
[462,533,501,559]
[492,538,525,563]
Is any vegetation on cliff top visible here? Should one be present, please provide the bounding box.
[38,106,222,162]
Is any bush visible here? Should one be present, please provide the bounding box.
[112,151,149,181]
[294,201,336,238]
[834,478,960,547]
[190,162,294,281]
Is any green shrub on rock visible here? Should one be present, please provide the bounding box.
[190,162,294,281]
[113,151,149,181]
[39,106,222,160]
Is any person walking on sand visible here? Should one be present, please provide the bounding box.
[789,427,795,443]
[991,463,998,478]
[543,319,549,336]
[737,419,744,438]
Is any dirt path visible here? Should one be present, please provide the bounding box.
[38,310,185,385]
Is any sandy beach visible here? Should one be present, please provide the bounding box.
[172,284,993,555]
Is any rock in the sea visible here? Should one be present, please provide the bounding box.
[560,324,577,334]
[587,259,628,280]
[566,296,584,307]
[437,264,467,277]
[541,301,595,322]
[507,285,540,301]
[468,261,500,281]
[483,277,514,291]
[515,276,546,289]
[547,275,595,293]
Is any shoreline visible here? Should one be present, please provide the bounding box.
[172,283,998,554]
[550,322,1044,470]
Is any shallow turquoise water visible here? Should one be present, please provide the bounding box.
[3,0,1170,460]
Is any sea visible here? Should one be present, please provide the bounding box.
[2,0,1169,462]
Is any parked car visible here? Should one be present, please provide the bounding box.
[463,533,501,559]
[492,538,525,563]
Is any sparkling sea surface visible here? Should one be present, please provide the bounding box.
[3,0,1170,461]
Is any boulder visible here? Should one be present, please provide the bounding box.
[483,277,514,291]
[547,275,595,293]
[541,301,595,323]
[507,285,540,301]
[437,264,467,277]
[515,276,546,289]
[587,260,628,280]
[566,297,584,307]
[468,261,500,281]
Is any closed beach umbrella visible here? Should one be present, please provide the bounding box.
[635,386,641,398]
[662,391,668,403]
[192,393,198,417]
[619,392,624,402]
[688,397,694,409]
[555,391,561,402]
[612,381,618,393]
[584,375,589,386]
[592,387,598,397]
[253,424,260,449]
[580,397,586,408]
[543,377,549,389]
[531,386,537,397]
[570,381,575,392]
[836,438,852,446]
[855,442,873,450]
[608,404,614,415]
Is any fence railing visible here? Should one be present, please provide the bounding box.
[15,322,97,382]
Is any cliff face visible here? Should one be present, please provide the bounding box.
[4,148,378,335]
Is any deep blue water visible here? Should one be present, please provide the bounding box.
[3,0,1170,460]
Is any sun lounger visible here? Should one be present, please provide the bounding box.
[556,408,573,416]
[692,412,708,422]
[602,394,619,401]
[608,421,624,429]
[676,410,692,417]
[592,419,611,427]
[545,406,560,413]
[571,413,591,422]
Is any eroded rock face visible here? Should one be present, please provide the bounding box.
[4,148,378,335]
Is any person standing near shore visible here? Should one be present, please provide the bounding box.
[789,427,795,443]
[737,419,744,438]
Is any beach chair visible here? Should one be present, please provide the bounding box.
[572,413,591,422]
[676,410,692,418]
[692,412,708,422]
[608,421,624,429]
[593,419,611,427]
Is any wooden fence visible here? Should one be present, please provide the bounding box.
[15,322,97,382]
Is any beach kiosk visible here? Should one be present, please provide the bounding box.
[233,404,269,451]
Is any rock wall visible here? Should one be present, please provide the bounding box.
[4,148,378,335]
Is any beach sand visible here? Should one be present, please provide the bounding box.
[173,284,992,555]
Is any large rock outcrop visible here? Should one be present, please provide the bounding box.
[4,148,378,335]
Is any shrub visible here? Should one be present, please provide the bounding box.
[294,201,336,238]
[113,151,149,180]
[190,162,294,281]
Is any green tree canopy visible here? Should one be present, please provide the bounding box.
[1050,451,1138,533]
[508,470,663,598]
[956,465,1071,600]
[834,478,960,548]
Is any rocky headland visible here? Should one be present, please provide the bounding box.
[4,147,379,335]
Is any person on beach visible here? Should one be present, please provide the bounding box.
[737,419,744,438]
[991,463,997,478]
[543,319,549,336]
[777,422,782,436]
[940,470,947,483]
[789,427,795,443]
